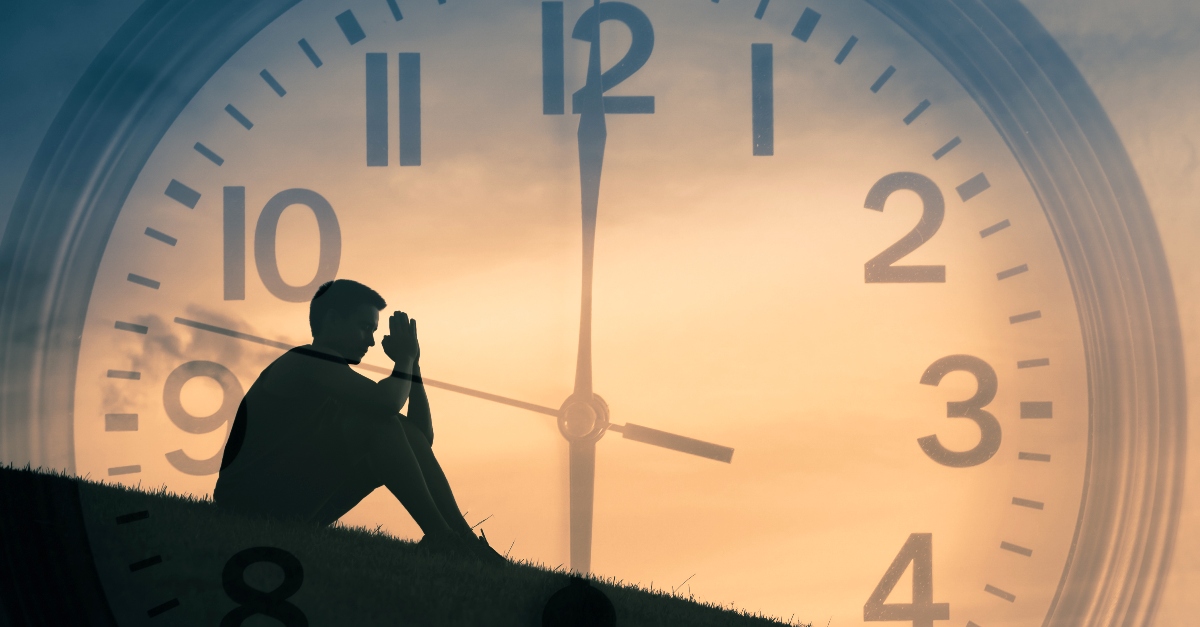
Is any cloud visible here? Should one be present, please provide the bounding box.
[99,305,282,414]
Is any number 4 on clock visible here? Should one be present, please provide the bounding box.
[864,533,950,626]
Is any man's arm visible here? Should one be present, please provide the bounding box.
[406,360,434,443]
[377,311,421,416]
[378,355,416,414]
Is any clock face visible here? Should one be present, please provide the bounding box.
[46,0,1111,624]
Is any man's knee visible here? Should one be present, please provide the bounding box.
[399,418,431,449]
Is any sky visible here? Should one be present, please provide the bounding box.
[1,0,1198,624]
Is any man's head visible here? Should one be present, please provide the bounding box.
[309,279,387,363]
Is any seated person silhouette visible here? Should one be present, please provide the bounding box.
[214,279,503,562]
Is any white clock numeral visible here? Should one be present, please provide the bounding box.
[864,533,950,627]
[223,187,341,303]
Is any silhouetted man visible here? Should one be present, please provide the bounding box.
[215,279,502,562]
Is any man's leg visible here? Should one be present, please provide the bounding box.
[342,411,456,539]
[400,420,476,539]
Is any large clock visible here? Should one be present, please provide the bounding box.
[0,0,1185,625]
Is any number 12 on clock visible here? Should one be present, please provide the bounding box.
[541,1,656,115]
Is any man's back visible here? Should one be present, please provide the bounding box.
[214,346,379,523]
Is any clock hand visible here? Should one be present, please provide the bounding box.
[174,316,735,462]
[567,0,607,575]
[608,423,734,463]
[573,2,606,400]
[173,317,560,416]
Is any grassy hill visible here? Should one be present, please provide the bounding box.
[0,466,811,626]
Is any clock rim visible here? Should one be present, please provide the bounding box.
[0,0,1183,624]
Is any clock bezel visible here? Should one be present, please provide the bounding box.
[0,0,1183,624]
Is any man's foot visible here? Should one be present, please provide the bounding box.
[417,531,471,557]
[417,530,507,566]
[471,529,508,566]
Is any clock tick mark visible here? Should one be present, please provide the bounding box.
[1019,452,1052,462]
[834,36,858,64]
[1000,541,1033,557]
[754,0,770,19]
[980,219,1011,238]
[996,263,1028,280]
[1012,497,1045,510]
[932,136,961,159]
[957,172,991,201]
[108,465,141,476]
[146,598,180,618]
[1009,310,1041,324]
[164,179,200,209]
[193,142,224,165]
[298,38,323,67]
[870,66,896,93]
[127,273,161,290]
[114,321,148,334]
[144,227,177,246]
[790,8,821,42]
[984,584,1016,602]
[107,370,141,380]
[903,99,931,124]
[259,69,286,97]
[1017,358,1050,369]
[116,510,150,524]
[105,413,138,431]
[129,555,163,572]
[224,104,253,130]
[336,10,367,45]
[387,0,403,20]
[1021,401,1053,419]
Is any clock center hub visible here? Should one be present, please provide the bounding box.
[557,394,610,443]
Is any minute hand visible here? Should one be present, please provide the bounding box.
[573,23,607,399]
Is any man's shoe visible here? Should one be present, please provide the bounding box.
[417,531,471,557]
[472,529,508,565]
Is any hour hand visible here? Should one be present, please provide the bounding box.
[609,422,735,463]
